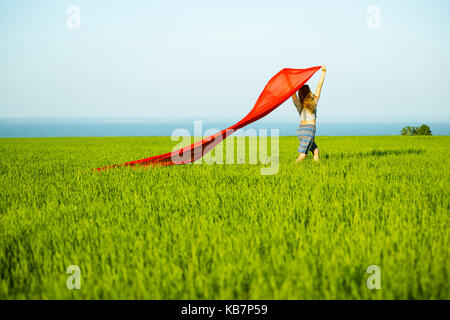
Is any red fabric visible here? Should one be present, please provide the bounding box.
[97,66,321,171]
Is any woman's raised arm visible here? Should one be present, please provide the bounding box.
[314,66,327,100]
[292,92,301,108]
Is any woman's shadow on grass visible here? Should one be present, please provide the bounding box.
[323,148,425,160]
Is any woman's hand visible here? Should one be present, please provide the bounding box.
[321,65,327,72]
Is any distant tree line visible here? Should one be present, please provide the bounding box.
[401,124,432,136]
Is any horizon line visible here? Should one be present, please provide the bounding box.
[0,117,449,124]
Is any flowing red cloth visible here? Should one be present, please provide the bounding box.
[97,66,320,171]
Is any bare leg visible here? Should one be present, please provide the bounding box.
[296,153,307,163]
[313,147,319,162]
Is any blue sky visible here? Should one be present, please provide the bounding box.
[0,0,449,122]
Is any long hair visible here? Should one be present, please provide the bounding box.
[298,85,316,114]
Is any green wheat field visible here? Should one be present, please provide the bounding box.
[0,136,449,299]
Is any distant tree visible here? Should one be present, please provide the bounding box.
[416,124,432,135]
[401,124,432,136]
[401,126,413,136]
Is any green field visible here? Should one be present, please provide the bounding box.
[0,136,449,299]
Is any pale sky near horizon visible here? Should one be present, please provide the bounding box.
[0,0,449,122]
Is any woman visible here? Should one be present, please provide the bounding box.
[292,65,326,162]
